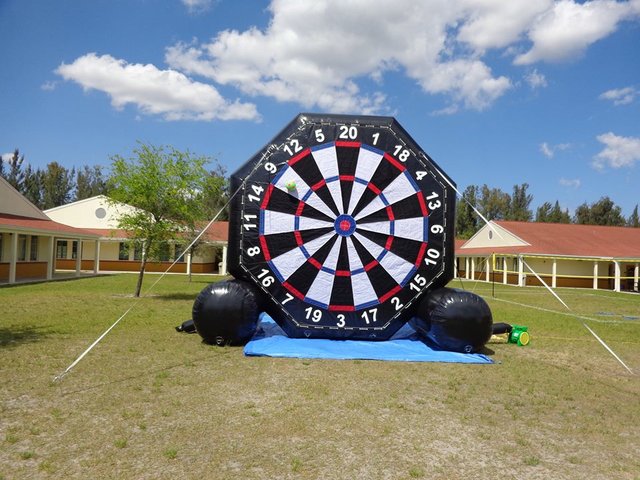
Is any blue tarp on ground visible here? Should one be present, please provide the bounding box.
[244,313,493,363]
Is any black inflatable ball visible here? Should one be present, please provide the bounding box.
[192,279,263,346]
[410,288,493,353]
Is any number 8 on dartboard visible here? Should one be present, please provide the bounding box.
[227,113,456,340]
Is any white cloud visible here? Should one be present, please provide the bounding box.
[514,0,639,65]
[56,53,258,121]
[593,132,640,169]
[540,141,570,158]
[525,69,547,89]
[57,1,640,120]
[164,0,640,114]
[1,152,14,163]
[41,81,57,91]
[559,178,581,188]
[540,142,554,158]
[457,1,553,52]
[165,0,515,114]
[181,0,214,13]
[599,86,638,105]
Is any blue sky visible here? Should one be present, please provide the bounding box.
[1,0,639,217]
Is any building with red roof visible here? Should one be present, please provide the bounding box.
[0,177,100,284]
[45,195,229,275]
[456,221,640,292]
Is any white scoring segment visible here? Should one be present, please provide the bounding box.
[393,217,427,242]
[261,210,295,235]
[269,231,334,280]
[347,147,384,215]
[312,145,344,214]
[262,211,333,236]
[357,217,426,242]
[321,235,343,272]
[304,270,335,306]
[356,221,391,236]
[346,236,365,272]
[354,233,415,284]
[273,165,336,219]
[273,165,310,198]
[354,171,419,221]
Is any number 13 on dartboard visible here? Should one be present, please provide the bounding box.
[227,114,456,340]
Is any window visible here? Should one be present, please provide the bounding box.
[174,244,185,263]
[119,242,130,261]
[158,242,170,262]
[71,241,78,260]
[56,241,67,259]
[133,242,143,261]
[30,236,38,261]
[18,235,27,261]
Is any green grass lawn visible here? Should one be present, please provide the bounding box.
[1,274,639,479]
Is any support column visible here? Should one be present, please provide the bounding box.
[552,259,557,288]
[485,257,490,282]
[47,236,55,280]
[634,263,639,292]
[471,257,476,280]
[9,232,18,284]
[221,245,228,275]
[503,257,507,285]
[465,257,470,280]
[75,239,82,277]
[93,240,101,274]
[186,250,192,276]
[518,256,524,287]
[613,261,621,292]
[593,262,599,290]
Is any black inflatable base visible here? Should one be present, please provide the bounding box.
[192,279,262,346]
[410,288,493,353]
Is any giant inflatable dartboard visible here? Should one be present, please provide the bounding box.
[228,114,456,340]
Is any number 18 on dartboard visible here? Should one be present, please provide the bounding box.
[227,113,456,340]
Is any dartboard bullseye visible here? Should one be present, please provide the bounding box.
[228,114,456,340]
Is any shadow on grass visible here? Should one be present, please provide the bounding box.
[480,346,495,356]
[155,293,198,301]
[0,325,50,348]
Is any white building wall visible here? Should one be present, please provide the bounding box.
[100,242,121,261]
[45,195,139,229]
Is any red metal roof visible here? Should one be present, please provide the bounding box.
[202,221,229,243]
[459,221,640,258]
[0,213,100,238]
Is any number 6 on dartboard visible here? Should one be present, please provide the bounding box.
[227,113,456,340]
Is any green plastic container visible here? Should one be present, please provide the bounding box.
[509,325,530,346]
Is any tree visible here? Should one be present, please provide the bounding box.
[455,185,479,239]
[75,165,107,201]
[536,200,570,223]
[628,205,639,228]
[478,184,510,221]
[23,165,44,208]
[41,162,75,209]
[107,143,211,297]
[507,183,533,221]
[574,196,626,226]
[535,201,553,222]
[548,201,571,223]
[201,163,229,221]
[5,149,25,192]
